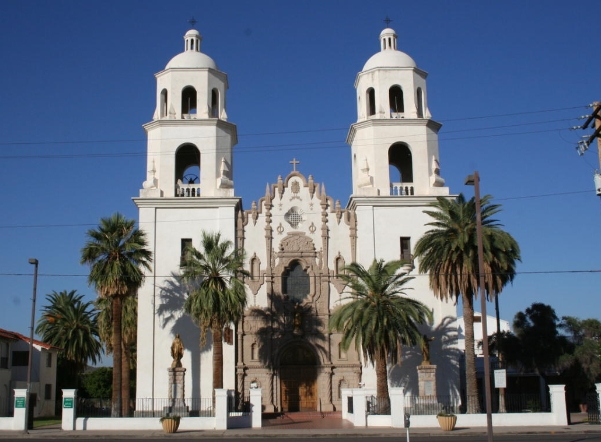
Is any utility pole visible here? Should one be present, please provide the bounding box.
[576,102,601,195]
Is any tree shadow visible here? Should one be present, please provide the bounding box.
[247,294,327,369]
[389,315,461,399]
[156,272,209,401]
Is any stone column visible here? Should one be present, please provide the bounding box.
[215,389,228,430]
[389,388,405,428]
[549,384,568,425]
[167,367,188,416]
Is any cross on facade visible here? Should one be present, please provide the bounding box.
[383,16,393,27]
[290,158,300,171]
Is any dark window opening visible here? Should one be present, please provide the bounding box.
[160,89,168,118]
[46,353,52,368]
[181,238,192,266]
[12,351,28,366]
[282,261,310,302]
[417,88,424,118]
[400,237,412,262]
[181,86,197,116]
[44,384,52,400]
[367,88,376,116]
[389,86,404,114]
[211,89,219,118]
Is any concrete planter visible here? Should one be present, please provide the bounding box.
[160,417,180,433]
[437,415,457,431]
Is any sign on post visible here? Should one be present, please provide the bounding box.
[494,369,507,389]
[63,397,74,409]
[15,397,26,408]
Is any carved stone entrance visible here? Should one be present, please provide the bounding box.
[279,344,318,412]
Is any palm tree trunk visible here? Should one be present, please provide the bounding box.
[375,348,390,413]
[111,296,123,417]
[121,342,130,417]
[462,292,480,413]
[213,327,224,391]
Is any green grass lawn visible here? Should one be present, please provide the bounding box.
[33,416,62,428]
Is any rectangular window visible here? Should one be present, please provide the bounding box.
[180,238,192,266]
[400,237,412,261]
[46,352,52,368]
[12,351,28,366]
[44,384,52,400]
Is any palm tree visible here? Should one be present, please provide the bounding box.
[413,194,520,413]
[35,290,102,384]
[96,294,138,416]
[329,259,432,407]
[180,231,248,392]
[81,213,152,417]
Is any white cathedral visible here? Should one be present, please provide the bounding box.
[134,26,460,413]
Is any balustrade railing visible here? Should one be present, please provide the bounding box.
[176,183,201,197]
[390,183,414,196]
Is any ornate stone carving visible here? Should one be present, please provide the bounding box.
[279,233,316,253]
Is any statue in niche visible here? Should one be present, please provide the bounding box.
[420,334,435,365]
[293,303,303,335]
[171,334,184,368]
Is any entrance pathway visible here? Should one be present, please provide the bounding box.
[263,411,355,430]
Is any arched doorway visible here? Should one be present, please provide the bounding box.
[279,344,318,412]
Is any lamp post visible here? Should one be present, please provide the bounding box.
[465,172,493,442]
[26,258,38,431]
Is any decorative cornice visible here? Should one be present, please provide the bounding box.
[346,194,458,210]
[133,196,241,209]
[346,118,442,144]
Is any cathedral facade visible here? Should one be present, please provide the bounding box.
[135,26,459,413]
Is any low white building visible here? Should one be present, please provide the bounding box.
[0,328,60,417]
[457,312,511,357]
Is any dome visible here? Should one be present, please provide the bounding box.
[362,27,416,71]
[362,50,416,71]
[164,28,218,70]
[165,51,217,70]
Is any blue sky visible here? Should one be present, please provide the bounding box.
[1,1,600,363]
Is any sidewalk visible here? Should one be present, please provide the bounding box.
[7,423,601,439]
[4,414,601,439]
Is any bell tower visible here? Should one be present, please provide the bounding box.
[139,28,236,198]
[347,27,448,197]
[134,28,240,401]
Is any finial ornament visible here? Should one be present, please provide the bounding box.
[383,15,393,27]
[188,17,198,28]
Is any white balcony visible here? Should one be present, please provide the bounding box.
[176,183,201,197]
[390,182,414,196]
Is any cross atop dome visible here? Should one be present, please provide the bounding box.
[383,16,393,27]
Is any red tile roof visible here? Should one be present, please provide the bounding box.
[0,327,60,350]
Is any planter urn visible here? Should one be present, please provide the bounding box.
[437,415,457,431]
[161,418,180,433]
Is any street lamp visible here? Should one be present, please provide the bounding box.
[465,172,493,442]
[26,258,38,432]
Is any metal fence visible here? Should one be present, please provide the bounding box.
[0,400,11,417]
[366,396,390,415]
[587,391,600,424]
[228,393,251,415]
[403,394,549,415]
[76,397,214,418]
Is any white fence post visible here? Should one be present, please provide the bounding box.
[250,388,262,428]
[215,389,228,430]
[548,384,568,425]
[61,389,77,431]
[352,388,367,427]
[12,389,27,431]
[389,387,405,428]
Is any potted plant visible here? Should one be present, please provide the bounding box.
[436,410,457,431]
[159,414,181,433]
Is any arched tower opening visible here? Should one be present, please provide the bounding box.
[175,144,200,196]
[389,85,404,117]
[160,89,168,118]
[366,88,376,117]
[416,87,424,118]
[389,143,413,195]
[211,88,220,118]
[181,86,197,117]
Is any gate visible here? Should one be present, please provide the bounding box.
[587,391,600,424]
